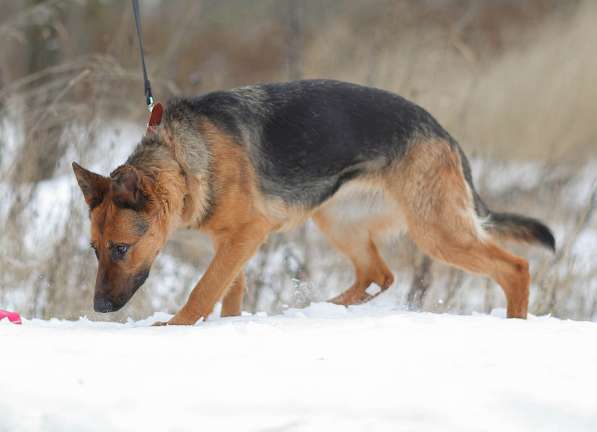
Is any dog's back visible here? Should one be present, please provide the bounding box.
[166,79,451,207]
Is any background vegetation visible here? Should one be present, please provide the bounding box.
[0,0,595,321]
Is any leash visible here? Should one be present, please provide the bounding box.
[131,0,163,133]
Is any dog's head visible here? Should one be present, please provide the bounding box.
[72,162,167,312]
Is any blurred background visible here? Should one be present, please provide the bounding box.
[0,0,595,321]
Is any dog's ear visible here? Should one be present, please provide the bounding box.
[72,162,110,209]
[110,165,147,211]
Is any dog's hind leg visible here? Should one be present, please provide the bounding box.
[313,211,394,306]
[386,139,530,318]
[221,271,245,317]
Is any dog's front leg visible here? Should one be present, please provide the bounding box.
[164,225,269,326]
[221,271,246,317]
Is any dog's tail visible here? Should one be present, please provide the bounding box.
[457,147,556,252]
[482,211,556,252]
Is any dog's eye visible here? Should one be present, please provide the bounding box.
[90,243,99,259]
[111,244,129,261]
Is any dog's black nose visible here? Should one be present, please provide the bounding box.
[94,297,114,313]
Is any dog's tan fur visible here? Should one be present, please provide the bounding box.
[386,139,530,318]
[74,118,533,324]
[162,120,275,325]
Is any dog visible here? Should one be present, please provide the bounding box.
[72,79,554,325]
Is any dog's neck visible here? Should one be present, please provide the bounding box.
[126,132,211,231]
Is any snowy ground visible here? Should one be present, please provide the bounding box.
[2,304,597,432]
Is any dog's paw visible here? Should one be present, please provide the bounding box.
[165,316,198,326]
[151,320,169,327]
[151,315,199,326]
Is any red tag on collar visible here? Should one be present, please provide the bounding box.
[146,102,163,134]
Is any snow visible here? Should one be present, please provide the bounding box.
[2,304,597,432]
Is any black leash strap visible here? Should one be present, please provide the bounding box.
[132,0,154,111]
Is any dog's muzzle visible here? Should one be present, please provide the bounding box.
[94,297,115,313]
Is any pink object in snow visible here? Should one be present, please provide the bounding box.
[0,309,22,324]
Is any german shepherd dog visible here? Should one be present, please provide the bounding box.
[72,80,554,325]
